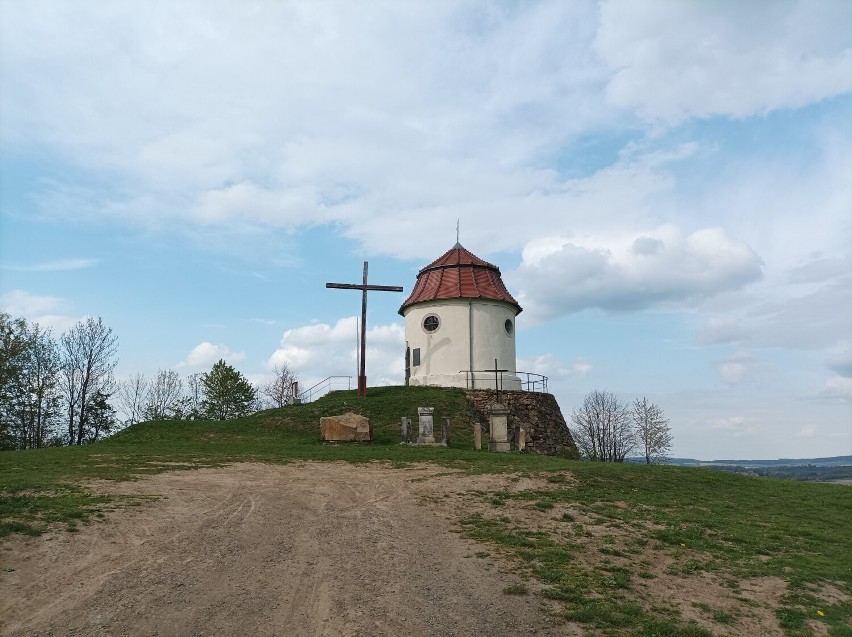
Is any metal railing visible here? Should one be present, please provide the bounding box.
[518,372,548,393]
[296,376,353,403]
[459,370,548,394]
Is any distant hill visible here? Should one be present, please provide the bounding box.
[655,455,852,483]
[665,455,852,468]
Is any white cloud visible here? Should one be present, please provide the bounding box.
[710,416,746,430]
[178,342,245,371]
[717,362,745,385]
[717,352,752,384]
[266,317,405,388]
[595,0,852,123]
[827,349,852,378]
[1,289,67,316]
[514,226,762,321]
[698,275,852,351]
[0,289,81,332]
[823,376,852,401]
[1,258,97,272]
[797,424,818,438]
[517,354,591,379]
[708,415,762,439]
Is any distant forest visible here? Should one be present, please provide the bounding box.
[706,464,852,483]
[659,456,852,483]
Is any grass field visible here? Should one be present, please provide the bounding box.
[1,386,850,636]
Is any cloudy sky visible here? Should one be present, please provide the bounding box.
[1,1,850,460]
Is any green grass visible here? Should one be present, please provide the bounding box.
[0,386,572,535]
[458,459,852,636]
[2,385,851,636]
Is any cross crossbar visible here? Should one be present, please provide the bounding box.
[326,261,403,397]
[326,283,404,292]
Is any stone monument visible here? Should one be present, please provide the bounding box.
[417,407,435,444]
[488,403,510,452]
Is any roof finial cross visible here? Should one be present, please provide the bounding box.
[454,219,461,248]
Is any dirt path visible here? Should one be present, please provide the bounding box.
[0,462,565,637]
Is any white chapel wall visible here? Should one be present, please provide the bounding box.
[404,299,521,390]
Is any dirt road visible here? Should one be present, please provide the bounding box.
[1,462,564,637]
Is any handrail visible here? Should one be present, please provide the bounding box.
[458,370,548,393]
[296,376,353,403]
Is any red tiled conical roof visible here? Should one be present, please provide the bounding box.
[399,243,522,315]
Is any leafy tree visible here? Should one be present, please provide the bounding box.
[60,316,118,445]
[569,389,636,462]
[0,313,31,449]
[13,322,61,448]
[260,363,299,408]
[0,314,62,449]
[632,397,673,464]
[200,359,256,420]
[84,390,118,443]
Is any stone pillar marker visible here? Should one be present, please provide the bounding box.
[441,417,450,445]
[417,407,435,444]
[488,403,511,452]
[474,424,482,450]
[401,417,412,443]
[517,427,527,451]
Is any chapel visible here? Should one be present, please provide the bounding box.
[399,243,522,390]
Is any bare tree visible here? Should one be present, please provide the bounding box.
[117,372,149,426]
[59,316,119,445]
[260,363,298,408]
[143,369,183,420]
[632,397,673,464]
[570,389,635,462]
[182,373,203,420]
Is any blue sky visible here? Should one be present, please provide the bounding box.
[1,1,850,460]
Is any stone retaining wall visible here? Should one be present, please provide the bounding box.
[463,390,578,457]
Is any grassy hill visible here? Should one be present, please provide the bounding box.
[1,385,851,636]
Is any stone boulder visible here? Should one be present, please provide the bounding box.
[320,413,372,442]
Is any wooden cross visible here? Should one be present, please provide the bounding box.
[326,261,403,397]
[490,358,509,404]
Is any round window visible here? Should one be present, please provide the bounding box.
[423,315,440,333]
[504,319,514,335]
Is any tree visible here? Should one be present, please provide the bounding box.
[632,397,673,464]
[117,372,149,426]
[181,373,204,420]
[200,359,256,420]
[59,316,119,445]
[260,363,298,408]
[0,315,61,449]
[569,389,636,462]
[143,369,183,420]
[84,390,118,443]
[0,313,28,397]
[0,313,33,449]
[14,322,61,449]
